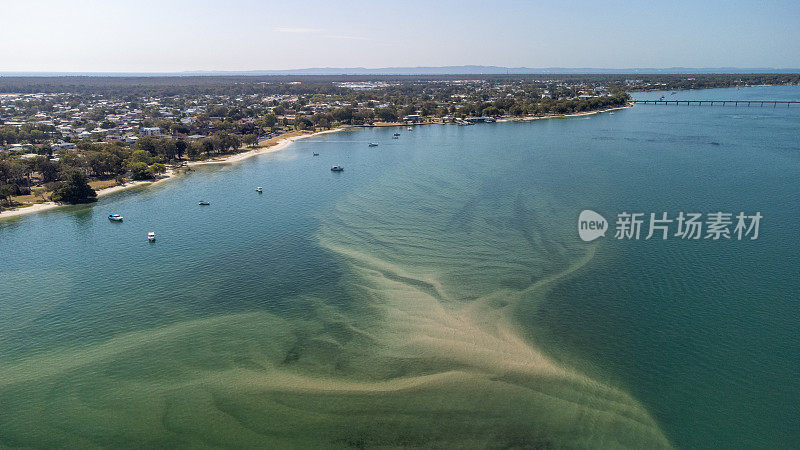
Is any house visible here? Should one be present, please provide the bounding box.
[52,141,76,151]
[140,126,161,136]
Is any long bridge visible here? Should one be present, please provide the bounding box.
[633,100,799,107]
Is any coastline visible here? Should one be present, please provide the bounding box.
[496,102,633,123]
[0,129,341,221]
[0,106,629,221]
[0,174,177,220]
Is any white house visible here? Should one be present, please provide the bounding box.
[140,126,161,136]
[52,141,76,151]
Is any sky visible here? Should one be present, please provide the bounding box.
[0,0,798,72]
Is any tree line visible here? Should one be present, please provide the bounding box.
[0,132,253,209]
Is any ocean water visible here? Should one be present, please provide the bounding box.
[0,86,797,448]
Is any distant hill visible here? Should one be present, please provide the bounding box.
[2,66,799,77]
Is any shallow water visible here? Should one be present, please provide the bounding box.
[0,86,797,448]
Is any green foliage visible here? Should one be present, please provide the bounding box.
[374,108,398,122]
[50,171,97,204]
[481,106,501,117]
[128,162,153,180]
[129,149,154,166]
[149,163,166,175]
[242,134,259,147]
[260,113,278,129]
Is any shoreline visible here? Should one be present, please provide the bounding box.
[0,106,628,221]
[0,129,342,221]
[496,103,633,123]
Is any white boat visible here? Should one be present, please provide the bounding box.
[407,127,413,131]
[609,112,615,115]
[368,142,379,147]
[108,214,123,222]
[256,187,263,193]
[331,165,344,172]
[147,232,156,241]
[198,201,210,206]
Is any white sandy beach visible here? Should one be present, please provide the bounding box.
[0,108,628,221]
[0,129,341,221]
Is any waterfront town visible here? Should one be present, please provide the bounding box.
[0,72,796,210]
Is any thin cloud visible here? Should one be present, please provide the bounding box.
[325,34,370,41]
[274,27,320,33]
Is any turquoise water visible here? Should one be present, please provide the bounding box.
[0,86,797,448]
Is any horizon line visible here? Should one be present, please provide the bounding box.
[1,65,800,77]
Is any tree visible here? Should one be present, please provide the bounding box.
[214,132,240,153]
[155,139,177,161]
[187,141,203,160]
[294,116,314,130]
[128,149,154,166]
[242,134,258,147]
[149,163,166,175]
[374,108,398,123]
[174,139,187,159]
[136,136,158,156]
[128,162,153,180]
[0,184,14,208]
[260,113,278,130]
[482,106,501,117]
[332,107,354,124]
[51,171,97,204]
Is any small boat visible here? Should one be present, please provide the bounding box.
[609,112,615,115]
[392,136,399,139]
[198,201,210,206]
[147,232,156,242]
[368,142,379,147]
[393,133,400,136]
[256,187,263,193]
[312,152,319,156]
[407,127,413,131]
[108,214,123,222]
[331,165,344,172]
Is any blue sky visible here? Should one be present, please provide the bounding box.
[0,0,798,72]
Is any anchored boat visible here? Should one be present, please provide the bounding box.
[331,165,344,172]
[147,231,156,242]
[108,214,123,222]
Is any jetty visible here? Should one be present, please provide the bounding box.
[633,100,799,107]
